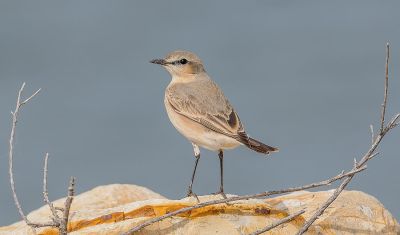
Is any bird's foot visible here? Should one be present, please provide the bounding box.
[212,189,227,199]
[187,189,200,202]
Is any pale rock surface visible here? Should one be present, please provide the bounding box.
[1,184,399,235]
[266,190,400,234]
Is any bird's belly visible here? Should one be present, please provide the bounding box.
[164,101,241,151]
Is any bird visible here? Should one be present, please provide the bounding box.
[150,50,278,199]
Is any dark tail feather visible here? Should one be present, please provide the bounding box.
[243,137,279,154]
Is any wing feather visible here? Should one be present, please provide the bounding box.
[166,79,246,140]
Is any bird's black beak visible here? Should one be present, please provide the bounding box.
[150,58,167,65]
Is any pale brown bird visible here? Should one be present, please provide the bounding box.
[150,50,278,198]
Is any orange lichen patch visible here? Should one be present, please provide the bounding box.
[124,205,156,218]
[125,202,279,219]
[36,212,126,234]
[37,228,58,235]
[69,212,125,232]
[180,203,276,218]
[38,201,294,234]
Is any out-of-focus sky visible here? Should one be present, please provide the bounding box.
[1,1,399,225]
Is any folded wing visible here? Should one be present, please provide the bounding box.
[166,79,278,154]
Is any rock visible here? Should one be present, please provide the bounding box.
[0,184,165,235]
[267,190,400,234]
[1,184,398,235]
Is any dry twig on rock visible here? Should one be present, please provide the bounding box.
[296,42,397,234]
[249,210,305,235]
[8,83,76,235]
[43,153,61,226]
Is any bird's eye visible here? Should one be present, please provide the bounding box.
[179,58,188,64]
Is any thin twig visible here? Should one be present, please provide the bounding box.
[248,210,305,235]
[380,42,390,133]
[297,175,354,235]
[367,152,379,161]
[386,113,400,131]
[8,83,76,235]
[21,88,42,106]
[27,222,59,228]
[370,124,374,144]
[297,119,398,235]
[8,82,41,233]
[60,177,75,235]
[296,42,396,235]
[43,153,61,224]
[121,166,365,235]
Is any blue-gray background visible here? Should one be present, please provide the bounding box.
[1,1,399,225]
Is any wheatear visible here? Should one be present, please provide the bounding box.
[150,50,278,198]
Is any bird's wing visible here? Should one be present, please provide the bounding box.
[166,79,247,140]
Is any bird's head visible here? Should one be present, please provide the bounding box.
[150,50,205,78]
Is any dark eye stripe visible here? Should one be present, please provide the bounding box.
[171,58,188,65]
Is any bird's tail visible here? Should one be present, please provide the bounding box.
[242,137,279,155]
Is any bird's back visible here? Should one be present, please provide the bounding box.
[166,75,233,118]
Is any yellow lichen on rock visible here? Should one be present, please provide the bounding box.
[1,184,399,235]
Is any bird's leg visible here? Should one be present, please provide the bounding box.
[187,143,200,202]
[213,150,227,199]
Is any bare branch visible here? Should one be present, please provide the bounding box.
[296,42,397,235]
[60,177,75,234]
[370,124,374,144]
[8,82,41,233]
[8,83,75,235]
[248,210,305,235]
[43,153,60,224]
[121,166,365,235]
[21,88,42,106]
[296,167,354,235]
[380,42,390,133]
[27,222,59,228]
[386,113,400,131]
[367,152,379,161]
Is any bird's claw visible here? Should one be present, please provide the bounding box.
[212,189,227,199]
[187,189,200,202]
